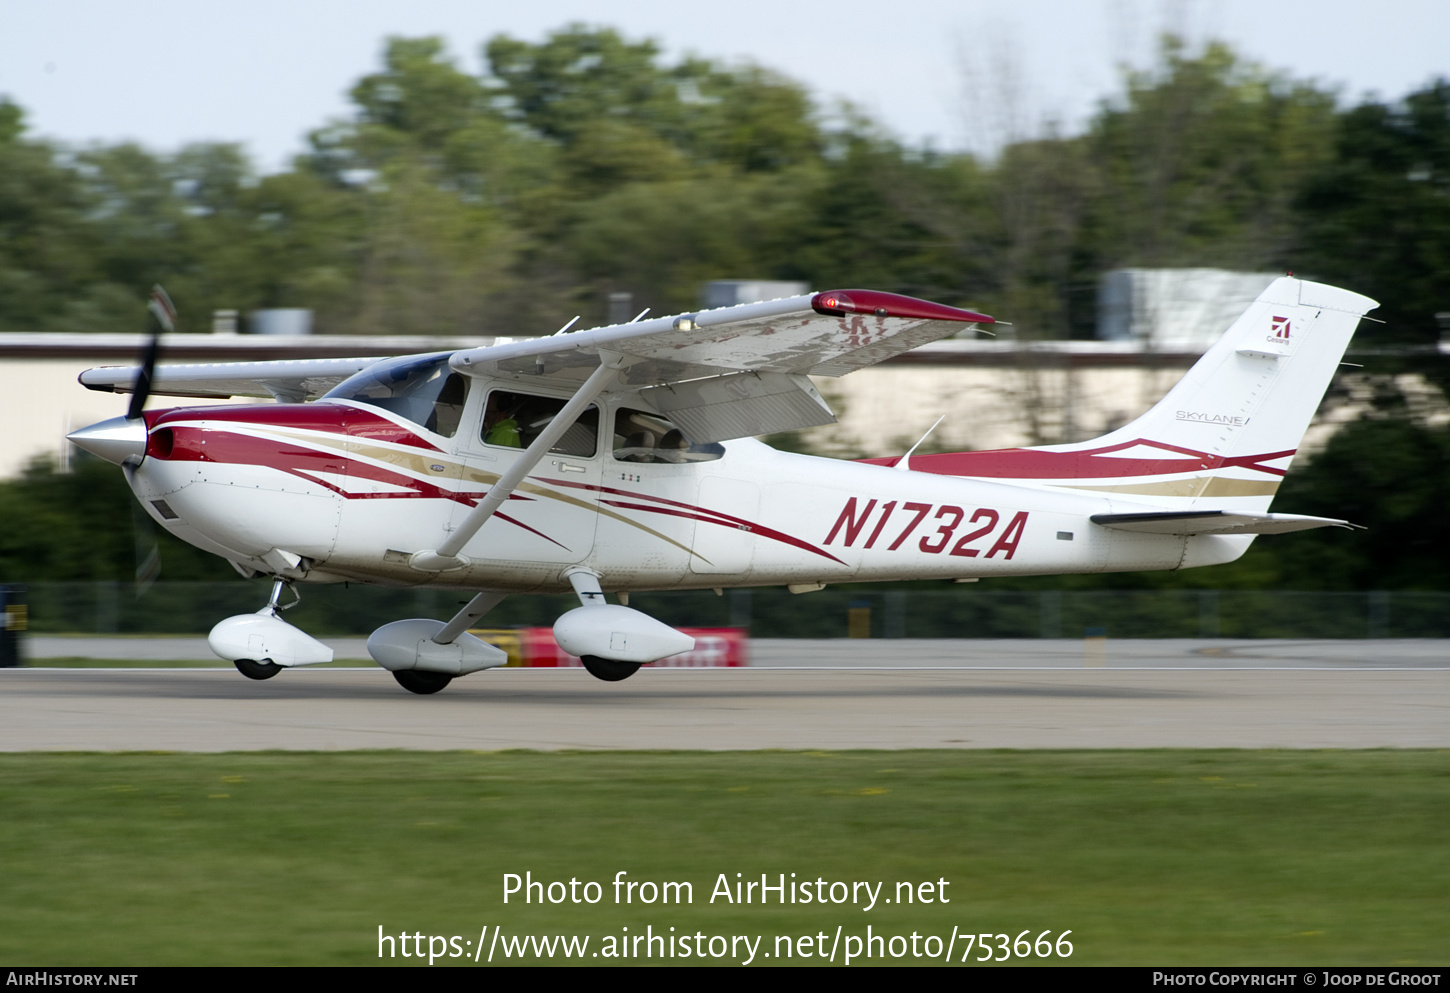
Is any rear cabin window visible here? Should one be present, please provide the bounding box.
[613,407,724,464]
[323,355,470,438]
[482,390,598,458]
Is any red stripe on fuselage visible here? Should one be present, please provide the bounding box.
[859,438,1294,479]
[147,409,841,563]
[151,402,442,451]
[163,426,552,510]
[163,425,460,500]
[596,498,844,565]
[157,426,567,548]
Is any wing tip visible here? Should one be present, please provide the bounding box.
[812,289,994,324]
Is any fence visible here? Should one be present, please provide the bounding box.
[20,582,1450,639]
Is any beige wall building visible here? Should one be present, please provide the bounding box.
[2,333,1439,480]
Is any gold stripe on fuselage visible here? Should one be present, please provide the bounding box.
[262,426,708,561]
[1047,476,1281,498]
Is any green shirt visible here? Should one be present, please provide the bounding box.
[486,417,521,448]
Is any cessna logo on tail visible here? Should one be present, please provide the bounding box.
[1271,316,1291,339]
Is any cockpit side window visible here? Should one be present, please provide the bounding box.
[428,372,469,438]
[482,390,598,458]
[323,355,470,438]
[612,407,724,464]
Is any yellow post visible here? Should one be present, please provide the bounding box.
[469,628,524,667]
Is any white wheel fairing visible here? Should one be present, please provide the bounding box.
[208,612,334,666]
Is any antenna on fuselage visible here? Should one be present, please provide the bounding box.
[895,414,946,472]
[552,316,581,335]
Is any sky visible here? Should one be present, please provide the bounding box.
[1,0,1447,172]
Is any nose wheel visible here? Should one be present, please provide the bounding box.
[234,658,282,680]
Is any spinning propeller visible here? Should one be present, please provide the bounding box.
[127,285,174,420]
[66,286,176,594]
[67,285,174,465]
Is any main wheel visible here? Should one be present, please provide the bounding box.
[393,670,454,695]
[581,655,642,682]
[234,658,282,680]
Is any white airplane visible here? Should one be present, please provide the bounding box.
[68,278,1375,693]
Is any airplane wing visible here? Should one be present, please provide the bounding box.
[1090,510,1361,535]
[449,289,992,441]
[78,356,390,402]
[75,290,992,440]
[450,289,991,384]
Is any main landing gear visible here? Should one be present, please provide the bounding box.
[211,571,695,693]
[366,592,511,694]
[580,656,642,682]
[392,669,454,695]
[555,569,694,682]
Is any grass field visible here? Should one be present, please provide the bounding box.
[1,750,1446,966]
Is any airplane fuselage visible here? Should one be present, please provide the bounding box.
[70,276,1375,689]
[129,394,1248,595]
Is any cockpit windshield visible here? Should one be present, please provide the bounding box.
[323,354,470,437]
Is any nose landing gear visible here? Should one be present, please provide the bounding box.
[210,577,334,679]
[234,581,297,682]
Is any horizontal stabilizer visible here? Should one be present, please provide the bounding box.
[1090,510,1360,535]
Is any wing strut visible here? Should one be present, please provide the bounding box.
[409,352,631,572]
[432,591,507,645]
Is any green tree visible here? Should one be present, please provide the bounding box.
[1248,412,1450,590]
[0,457,233,582]
[0,100,144,334]
[1084,37,1338,274]
[786,134,987,302]
[469,26,831,323]
[1296,79,1450,348]
[302,38,542,334]
[483,24,821,175]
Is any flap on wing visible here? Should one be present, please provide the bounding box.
[638,372,836,443]
[78,357,386,402]
[1090,510,1361,535]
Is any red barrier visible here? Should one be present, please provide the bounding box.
[473,627,747,668]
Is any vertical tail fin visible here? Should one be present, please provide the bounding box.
[1040,277,1378,510]
[871,277,1377,512]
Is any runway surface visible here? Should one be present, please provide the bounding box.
[27,635,1450,667]
[4,638,1448,750]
